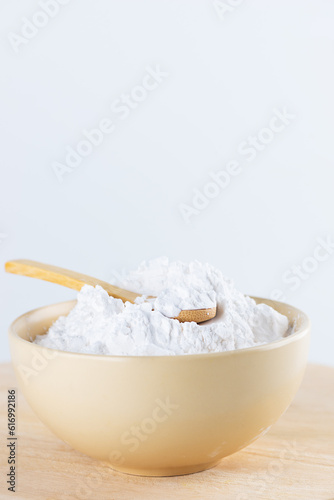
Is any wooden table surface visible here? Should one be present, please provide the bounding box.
[0,362,333,500]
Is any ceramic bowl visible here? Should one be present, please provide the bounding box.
[8,297,310,476]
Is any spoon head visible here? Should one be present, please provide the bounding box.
[175,306,217,324]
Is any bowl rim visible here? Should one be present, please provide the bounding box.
[8,297,311,360]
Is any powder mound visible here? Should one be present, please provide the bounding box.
[123,258,217,317]
[34,258,290,356]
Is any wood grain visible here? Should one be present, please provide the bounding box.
[0,363,333,500]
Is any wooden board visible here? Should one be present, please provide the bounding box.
[0,363,333,500]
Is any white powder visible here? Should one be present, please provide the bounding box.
[34,258,290,356]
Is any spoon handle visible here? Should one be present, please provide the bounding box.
[5,259,139,303]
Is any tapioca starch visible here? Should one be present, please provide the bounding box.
[34,258,289,356]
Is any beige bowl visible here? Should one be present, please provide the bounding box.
[8,297,310,476]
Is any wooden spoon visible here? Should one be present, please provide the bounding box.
[5,259,217,323]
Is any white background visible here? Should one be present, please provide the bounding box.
[0,0,333,365]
